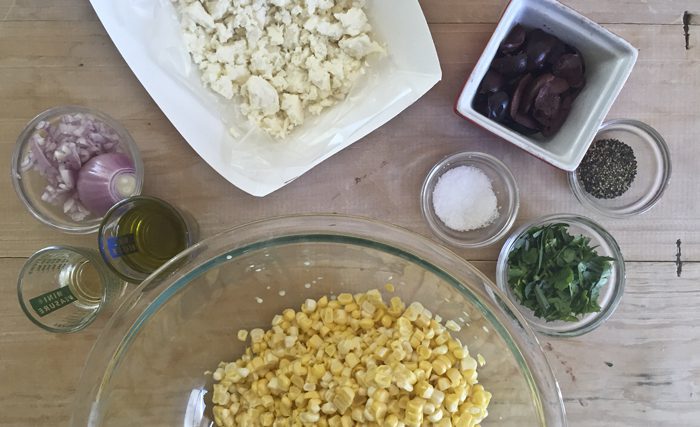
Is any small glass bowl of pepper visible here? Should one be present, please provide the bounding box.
[568,119,671,217]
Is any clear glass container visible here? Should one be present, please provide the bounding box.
[72,215,566,426]
[496,214,625,337]
[421,152,520,248]
[10,105,144,233]
[98,196,199,283]
[17,246,125,333]
[568,119,671,217]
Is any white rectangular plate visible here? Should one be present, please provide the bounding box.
[90,0,442,196]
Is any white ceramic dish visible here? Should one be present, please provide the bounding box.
[455,0,638,171]
[89,0,441,196]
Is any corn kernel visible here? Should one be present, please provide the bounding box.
[445,320,461,332]
[431,389,445,405]
[369,400,387,421]
[307,334,323,349]
[299,411,320,423]
[380,314,393,328]
[337,293,354,305]
[282,308,295,322]
[414,380,434,399]
[383,413,399,427]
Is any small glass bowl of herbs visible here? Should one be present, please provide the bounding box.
[496,214,625,337]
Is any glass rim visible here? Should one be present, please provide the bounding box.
[496,213,626,337]
[97,195,194,283]
[420,151,520,248]
[17,246,110,333]
[567,118,672,218]
[72,214,567,427]
[10,105,145,234]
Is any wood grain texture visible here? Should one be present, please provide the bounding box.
[1,1,699,426]
[2,259,699,426]
[418,0,700,25]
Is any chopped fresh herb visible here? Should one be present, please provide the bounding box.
[507,223,613,322]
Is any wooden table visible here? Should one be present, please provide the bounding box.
[1,1,698,425]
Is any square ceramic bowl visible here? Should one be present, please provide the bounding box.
[455,0,638,171]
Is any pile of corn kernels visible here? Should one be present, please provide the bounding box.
[210,288,491,427]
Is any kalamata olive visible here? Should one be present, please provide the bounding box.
[504,119,540,135]
[547,40,567,66]
[541,94,574,136]
[552,53,584,87]
[487,91,510,122]
[479,70,505,94]
[534,91,561,120]
[513,109,540,130]
[522,73,555,114]
[509,74,540,130]
[500,24,526,54]
[509,74,533,119]
[473,93,489,116]
[548,76,570,94]
[491,52,528,76]
[525,30,557,70]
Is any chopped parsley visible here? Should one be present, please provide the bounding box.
[507,223,613,322]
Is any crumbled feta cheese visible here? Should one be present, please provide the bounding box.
[245,75,280,116]
[175,0,384,138]
[335,7,368,37]
[183,2,215,29]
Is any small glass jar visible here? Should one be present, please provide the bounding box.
[568,119,671,217]
[495,214,625,337]
[10,105,144,233]
[98,196,199,283]
[421,151,520,248]
[17,246,126,333]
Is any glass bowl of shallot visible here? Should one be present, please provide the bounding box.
[11,106,144,234]
[421,151,520,248]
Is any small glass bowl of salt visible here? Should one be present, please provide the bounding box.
[421,151,519,248]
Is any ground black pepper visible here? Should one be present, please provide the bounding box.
[577,138,637,199]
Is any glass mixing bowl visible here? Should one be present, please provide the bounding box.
[71,215,566,426]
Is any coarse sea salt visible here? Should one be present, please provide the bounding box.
[432,166,499,232]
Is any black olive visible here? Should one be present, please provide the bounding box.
[491,52,528,76]
[541,94,574,137]
[478,70,505,94]
[509,74,540,130]
[522,73,555,114]
[525,30,557,70]
[504,119,541,135]
[472,93,489,116]
[552,53,584,87]
[547,40,567,66]
[509,73,532,119]
[533,91,561,121]
[487,91,510,122]
[500,24,526,54]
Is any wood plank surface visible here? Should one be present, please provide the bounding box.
[418,0,700,25]
[1,1,699,426]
